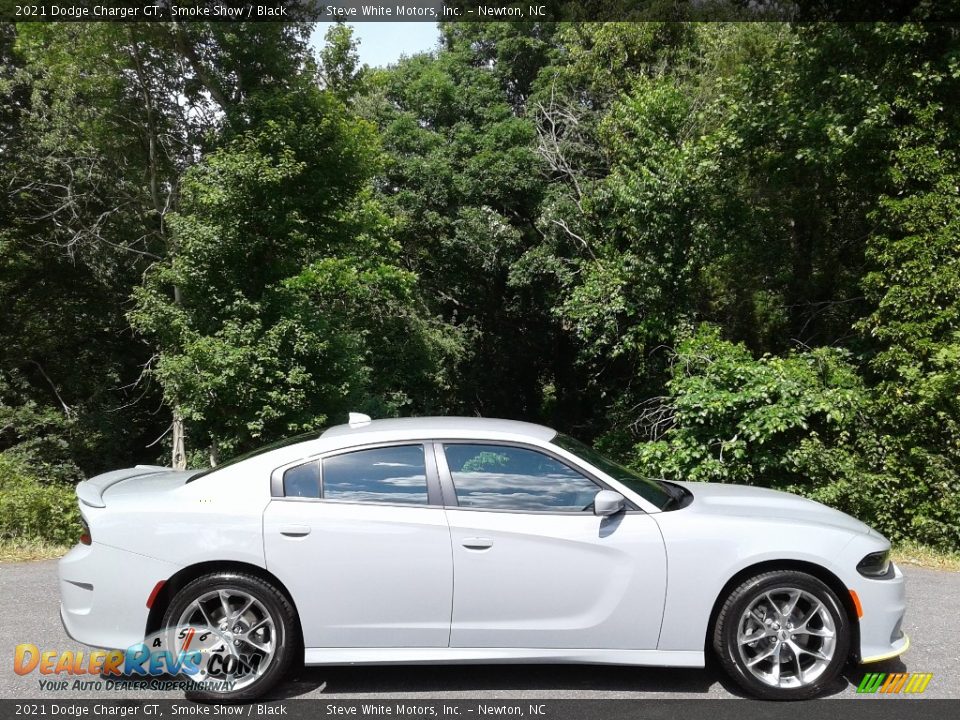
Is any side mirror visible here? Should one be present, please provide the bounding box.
[593,490,625,517]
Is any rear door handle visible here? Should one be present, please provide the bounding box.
[280,524,311,537]
[461,537,493,550]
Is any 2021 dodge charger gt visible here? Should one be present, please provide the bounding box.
[59,415,908,700]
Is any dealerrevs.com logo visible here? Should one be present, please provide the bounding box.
[857,672,933,695]
[14,625,264,693]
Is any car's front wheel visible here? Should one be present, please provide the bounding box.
[713,570,851,700]
[161,572,297,702]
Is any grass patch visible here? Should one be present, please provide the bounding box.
[0,539,70,563]
[1,539,959,570]
[892,541,960,572]
[0,541,956,570]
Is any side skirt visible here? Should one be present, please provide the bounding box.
[303,647,705,667]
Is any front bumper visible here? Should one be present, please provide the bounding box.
[59,542,178,650]
[854,561,909,663]
[862,633,910,664]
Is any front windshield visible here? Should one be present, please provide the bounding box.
[187,429,325,482]
[551,433,674,510]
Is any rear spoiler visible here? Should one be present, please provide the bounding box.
[76,465,170,508]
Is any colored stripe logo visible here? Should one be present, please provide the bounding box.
[857,672,932,694]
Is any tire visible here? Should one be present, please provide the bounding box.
[712,570,850,700]
[161,572,297,702]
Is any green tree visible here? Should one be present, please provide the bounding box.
[855,25,960,548]
[362,24,594,424]
[318,23,364,101]
[3,22,314,471]
[131,84,455,462]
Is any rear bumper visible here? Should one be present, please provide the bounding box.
[854,561,909,663]
[59,542,178,650]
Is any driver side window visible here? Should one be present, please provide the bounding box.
[443,444,599,512]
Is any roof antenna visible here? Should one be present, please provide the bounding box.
[348,412,372,427]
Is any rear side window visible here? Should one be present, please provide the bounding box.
[283,461,319,498]
[321,445,428,505]
[443,443,599,512]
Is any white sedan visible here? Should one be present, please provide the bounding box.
[59,415,908,701]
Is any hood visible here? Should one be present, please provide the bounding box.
[675,480,873,536]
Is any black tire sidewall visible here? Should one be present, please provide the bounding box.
[715,571,850,700]
[161,572,295,702]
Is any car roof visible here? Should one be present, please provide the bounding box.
[321,416,557,443]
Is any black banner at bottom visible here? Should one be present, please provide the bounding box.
[0,699,956,720]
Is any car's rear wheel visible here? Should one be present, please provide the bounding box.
[713,570,850,700]
[161,572,296,701]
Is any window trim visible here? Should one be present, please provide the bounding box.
[271,441,442,507]
[432,439,640,515]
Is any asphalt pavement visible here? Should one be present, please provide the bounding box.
[1,560,957,700]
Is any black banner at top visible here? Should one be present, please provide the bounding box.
[2,0,960,23]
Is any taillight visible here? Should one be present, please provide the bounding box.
[79,518,91,546]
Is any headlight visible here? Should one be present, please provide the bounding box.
[857,549,891,578]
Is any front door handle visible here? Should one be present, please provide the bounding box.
[461,537,493,550]
[280,524,311,537]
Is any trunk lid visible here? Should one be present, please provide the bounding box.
[76,465,193,507]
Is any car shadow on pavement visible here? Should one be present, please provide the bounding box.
[269,652,868,700]
[271,662,731,699]
[842,657,908,691]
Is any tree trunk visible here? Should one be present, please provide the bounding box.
[209,438,219,468]
[171,407,187,470]
[128,34,190,471]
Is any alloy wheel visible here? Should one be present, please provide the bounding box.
[174,588,277,692]
[736,586,837,689]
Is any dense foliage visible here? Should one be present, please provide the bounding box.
[0,454,80,546]
[1,21,958,549]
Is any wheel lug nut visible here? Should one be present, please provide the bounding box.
[234,639,240,646]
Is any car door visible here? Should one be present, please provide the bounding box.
[263,442,453,648]
[438,441,667,650]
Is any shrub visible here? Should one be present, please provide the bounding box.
[0,452,80,546]
[626,324,960,551]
